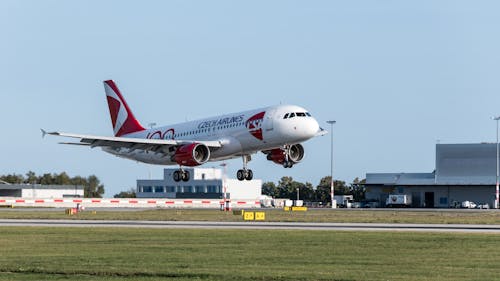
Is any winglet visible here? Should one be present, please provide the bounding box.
[41,129,47,138]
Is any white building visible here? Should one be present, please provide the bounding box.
[0,183,84,198]
[137,168,262,200]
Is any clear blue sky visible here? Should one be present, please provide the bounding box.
[2,1,499,197]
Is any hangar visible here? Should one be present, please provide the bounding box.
[0,182,83,198]
[137,168,262,201]
[365,143,498,208]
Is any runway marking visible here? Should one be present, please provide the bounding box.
[0,219,499,233]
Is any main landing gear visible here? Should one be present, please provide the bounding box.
[173,169,190,182]
[237,155,253,181]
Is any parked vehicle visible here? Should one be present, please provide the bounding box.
[351,202,362,208]
[386,194,412,208]
[450,200,461,208]
[475,203,490,209]
[461,201,477,209]
[334,195,354,208]
[362,200,380,208]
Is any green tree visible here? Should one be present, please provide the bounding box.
[316,176,351,204]
[39,173,55,185]
[275,177,314,200]
[262,182,278,197]
[85,175,105,198]
[25,171,38,184]
[298,182,315,201]
[1,174,23,184]
[350,177,366,201]
[1,172,105,198]
[114,188,136,198]
[54,172,71,185]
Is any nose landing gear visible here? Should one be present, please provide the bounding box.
[283,145,294,168]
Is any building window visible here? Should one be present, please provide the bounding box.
[142,186,152,193]
[166,186,175,193]
[184,186,194,193]
[154,186,164,193]
[207,185,219,193]
[195,185,204,193]
[176,186,183,193]
[439,197,448,205]
[397,187,404,194]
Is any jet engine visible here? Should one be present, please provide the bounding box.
[174,143,210,166]
[266,144,305,166]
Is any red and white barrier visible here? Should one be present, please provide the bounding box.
[0,198,261,209]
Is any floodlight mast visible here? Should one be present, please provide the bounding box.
[493,116,500,209]
[326,120,336,209]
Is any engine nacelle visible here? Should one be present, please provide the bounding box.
[266,144,305,165]
[174,143,210,166]
[266,148,286,164]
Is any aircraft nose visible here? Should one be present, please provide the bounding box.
[291,117,321,140]
[307,118,321,137]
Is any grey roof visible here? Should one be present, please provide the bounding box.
[0,184,82,190]
[366,173,435,185]
[366,143,498,186]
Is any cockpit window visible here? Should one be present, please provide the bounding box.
[306,112,311,116]
[297,112,306,117]
[283,113,289,119]
[289,112,295,118]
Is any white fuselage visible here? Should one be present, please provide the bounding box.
[102,104,321,165]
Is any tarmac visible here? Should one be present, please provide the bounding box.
[1,219,499,233]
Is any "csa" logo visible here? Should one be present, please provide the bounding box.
[246,111,265,140]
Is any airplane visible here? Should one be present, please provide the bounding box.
[43,80,327,182]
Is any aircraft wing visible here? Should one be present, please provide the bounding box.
[42,130,222,153]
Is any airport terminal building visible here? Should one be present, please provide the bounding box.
[137,168,262,200]
[365,143,498,208]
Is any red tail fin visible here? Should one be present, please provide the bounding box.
[103,80,145,137]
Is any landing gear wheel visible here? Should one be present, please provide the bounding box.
[237,169,245,181]
[174,170,190,182]
[173,171,181,182]
[181,170,190,182]
[283,161,294,168]
[245,169,253,181]
[238,155,253,181]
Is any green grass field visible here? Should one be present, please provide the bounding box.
[0,227,499,281]
[1,208,499,224]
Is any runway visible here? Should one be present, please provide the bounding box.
[1,219,499,233]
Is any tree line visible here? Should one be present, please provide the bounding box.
[0,171,105,198]
[262,176,366,203]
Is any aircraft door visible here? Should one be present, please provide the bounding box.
[265,108,277,132]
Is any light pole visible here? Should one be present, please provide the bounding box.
[220,163,228,211]
[493,116,500,209]
[326,120,336,208]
